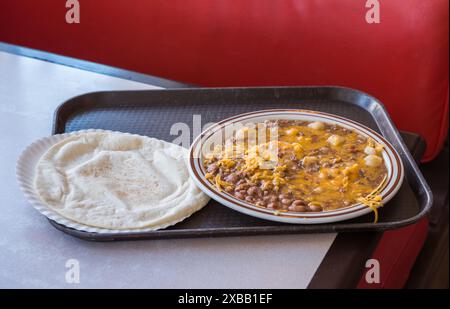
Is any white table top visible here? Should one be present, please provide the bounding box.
[0,50,336,288]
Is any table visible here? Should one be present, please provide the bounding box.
[0,49,337,288]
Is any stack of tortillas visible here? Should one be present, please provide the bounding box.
[32,131,209,231]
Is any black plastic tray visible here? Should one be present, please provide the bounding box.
[49,87,433,241]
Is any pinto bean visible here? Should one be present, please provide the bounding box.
[286,189,295,195]
[278,194,288,200]
[236,183,249,191]
[269,195,278,203]
[331,158,342,165]
[247,186,259,196]
[348,145,358,154]
[281,198,293,205]
[255,201,266,207]
[245,196,254,203]
[306,165,320,173]
[308,203,323,212]
[280,204,289,210]
[267,202,279,209]
[288,205,307,212]
[319,147,330,154]
[313,187,324,194]
[236,179,246,185]
[207,163,218,173]
[225,174,239,184]
[234,192,245,200]
[302,156,318,167]
[224,186,234,193]
[292,200,306,206]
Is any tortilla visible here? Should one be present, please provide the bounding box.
[34,131,209,230]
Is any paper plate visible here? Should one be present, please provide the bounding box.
[16,129,206,234]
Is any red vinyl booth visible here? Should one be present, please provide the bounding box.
[1,0,448,288]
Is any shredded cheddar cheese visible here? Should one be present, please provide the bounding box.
[214,174,232,192]
[357,174,387,223]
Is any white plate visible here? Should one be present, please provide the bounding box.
[16,129,201,234]
[188,109,404,224]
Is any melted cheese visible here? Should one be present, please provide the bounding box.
[205,121,387,212]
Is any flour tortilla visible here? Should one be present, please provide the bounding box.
[34,131,209,230]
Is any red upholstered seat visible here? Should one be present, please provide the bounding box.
[0,0,447,160]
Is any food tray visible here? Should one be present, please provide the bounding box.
[49,87,433,240]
